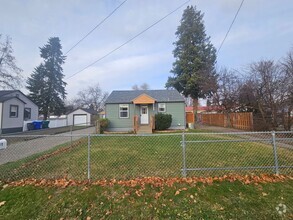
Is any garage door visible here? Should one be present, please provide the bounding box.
[73,114,87,126]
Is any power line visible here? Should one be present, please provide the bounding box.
[64,0,128,55]
[217,0,244,55]
[66,0,191,80]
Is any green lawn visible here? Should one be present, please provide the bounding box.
[0,180,292,219]
[0,133,292,181]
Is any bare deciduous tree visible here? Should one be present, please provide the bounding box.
[280,49,293,130]
[212,68,242,113]
[0,35,23,89]
[73,84,108,112]
[132,83,150,90]
[239,59,291,130]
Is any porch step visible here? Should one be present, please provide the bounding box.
[137,125,152,134]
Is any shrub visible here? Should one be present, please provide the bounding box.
[155,113,172,130]
[99,118,109,134]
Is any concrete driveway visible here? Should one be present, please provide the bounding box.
[0,127,95,165]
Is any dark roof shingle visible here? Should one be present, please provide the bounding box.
[105,90,184,104]
[0,90,17,97]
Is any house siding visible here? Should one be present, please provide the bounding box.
[9,91,38,121]
[0,103,2,129]
[1,98,25,133]
[106,104,135,131]
[165,102,185,129]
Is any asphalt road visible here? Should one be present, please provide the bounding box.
[0,127,95,165]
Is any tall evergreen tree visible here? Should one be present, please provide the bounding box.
[27,37,66,119]
[166,5,217,113]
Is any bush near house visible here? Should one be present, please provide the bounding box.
[99,118,109,134]
[155,113,172,130]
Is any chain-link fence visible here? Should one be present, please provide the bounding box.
[0,131,292,181]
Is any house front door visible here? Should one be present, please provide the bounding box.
[140,106,149,124]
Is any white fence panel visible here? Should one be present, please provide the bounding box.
[49,118,68,128]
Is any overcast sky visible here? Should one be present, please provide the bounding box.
[1,0,293,100]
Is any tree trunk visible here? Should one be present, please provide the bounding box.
[258,102,269,129]
[287,110,292,131]
[193,98,198,124]
[43,112,48,120]
[281,109,287,130]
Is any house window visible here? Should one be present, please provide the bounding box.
[158,103,166,112]
[24,108,31,120]
[119,104,129,118]
[10,105,18,118]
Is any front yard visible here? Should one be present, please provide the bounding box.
[0,132,292,219]
[0,133,292,181]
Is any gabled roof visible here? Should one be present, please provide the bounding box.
[105,90,184,104]
[0,90,17,97]
[132,93,156,104]
[67,108,98,115]
[81,108,98,115]
[0,96,26,104]
[0,90,37,106]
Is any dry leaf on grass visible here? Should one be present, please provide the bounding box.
[155,191,162,199]
[6,174,291,188]
[0,201,6,207]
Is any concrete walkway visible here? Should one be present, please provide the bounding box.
[0,127,95,165]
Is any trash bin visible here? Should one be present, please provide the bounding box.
[27,123,34,131]
[32,120,42,130]
[42,120,50,129]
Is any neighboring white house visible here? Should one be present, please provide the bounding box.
[0,90,39,134]
[67,108,98,126]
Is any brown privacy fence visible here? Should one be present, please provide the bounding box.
[186,112,194,123]
[200,112,253,131]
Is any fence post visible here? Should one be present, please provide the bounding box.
[182,132,187,177]
[70,125,73,147]
[87,134,91,180]
[271,131,279,175]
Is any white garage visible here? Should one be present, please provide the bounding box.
[67,108,98,126]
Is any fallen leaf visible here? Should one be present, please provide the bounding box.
[135,190,143,197]
[155,192,162,199]
[0,201,6,207]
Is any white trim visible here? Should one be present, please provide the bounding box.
[119,104,129,118]
[158,103,166,113]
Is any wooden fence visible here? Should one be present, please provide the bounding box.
[186,112,194,123]
[200,112,254,131]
